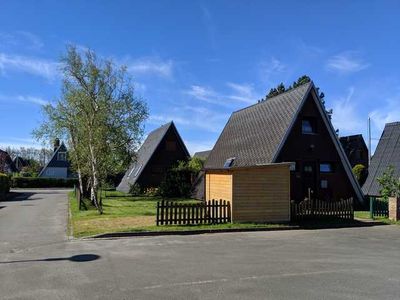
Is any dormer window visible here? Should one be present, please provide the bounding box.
[58,152,66,161]
[302,118,317,134]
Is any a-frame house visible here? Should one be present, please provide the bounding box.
[205,81,364,205]
[117,121,190,193]
[362,121,400,197]
[39,140,71,178]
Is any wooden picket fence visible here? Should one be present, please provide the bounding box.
[156,200,231,226]
[369,197,388,218]
[291,198,354,221]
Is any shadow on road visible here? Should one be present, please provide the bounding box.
[293,219,389,230]
[0,254,101,264]
[3,192,37,202]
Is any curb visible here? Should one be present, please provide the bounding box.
[86,226,300,239]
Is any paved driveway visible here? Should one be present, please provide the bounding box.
[1,189,400,299]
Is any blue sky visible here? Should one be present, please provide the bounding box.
[0,1,399,154]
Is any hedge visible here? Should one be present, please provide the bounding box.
[11,177,78,188]
[0,173,11,199]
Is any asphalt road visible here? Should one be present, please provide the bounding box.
[1,189,400,300]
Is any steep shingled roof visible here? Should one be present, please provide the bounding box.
[117,121,190,192]
[205,82,312,168]
[204,81,364,204]
[362,122,400,196]
[193,150,211,160]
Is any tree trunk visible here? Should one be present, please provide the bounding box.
[69,135,84,195]
[88,135,102,214]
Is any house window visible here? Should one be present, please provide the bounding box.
[166,141,176,151]
[223,157,235,168]
[321,179,328,189]
[320,163,333,173]
[304,165,313,173]
[58,152,66,161]
[302,118,317,134]
[289,162,297,172]
[134,164,142,177]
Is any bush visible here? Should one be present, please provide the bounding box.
[377,166,400,199]
[352,164,367,185]
[11,177,78,188]
[158,168,192,198]
[129,183,142,196]
[0,173,11,199]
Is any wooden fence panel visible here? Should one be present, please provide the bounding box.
[291,198,354,221]
[370,197,389,218]
[156,200,231,226]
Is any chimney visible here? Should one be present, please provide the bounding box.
[54,138,60,152]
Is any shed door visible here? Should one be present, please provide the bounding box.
[302,161,317,200]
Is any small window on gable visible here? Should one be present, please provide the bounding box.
[302,118,317,134]
[58,152,66,161]
[223,157,235,168]
[128,165,136,178]
[134,164,143,177]
[304,165,313,173]
[320,163,333,173]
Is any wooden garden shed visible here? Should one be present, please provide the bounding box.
[205,163,291,223]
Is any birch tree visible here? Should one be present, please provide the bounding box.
[34,46,148,213]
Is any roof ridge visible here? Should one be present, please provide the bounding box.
[232,81,313,115]
[386,121,400,126]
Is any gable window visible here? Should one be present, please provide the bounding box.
[57,152,66,161]
[302,118,317,134]
[320,163,333,173]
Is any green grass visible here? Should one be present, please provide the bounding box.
[354,211,372,219]
[354,210,400,225]
[68,191,290,238]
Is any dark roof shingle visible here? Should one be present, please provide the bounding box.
[205,82,312,169]
[362,122,400,196]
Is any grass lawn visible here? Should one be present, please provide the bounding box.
[354,210,400,225]
[69,190,289,238]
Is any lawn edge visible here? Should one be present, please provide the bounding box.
[83,225,300,239]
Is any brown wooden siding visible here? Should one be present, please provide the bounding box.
[205,165,290,223]
[232,165,290,222]
[205,171,233,203]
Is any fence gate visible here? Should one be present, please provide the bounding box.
[156,200,231,226]
[291,198,354,221]
[369,197,388,218]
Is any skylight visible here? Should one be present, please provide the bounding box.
[223,157,235,168]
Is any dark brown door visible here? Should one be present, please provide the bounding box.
[302,161,317,200]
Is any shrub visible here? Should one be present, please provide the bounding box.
[352,164,367,185]
[143,187,159,197]
[11,177,78,188]
[158,167,192,198]
[129,183,142,196]
[377,166,400,199]
[0,173,11,199]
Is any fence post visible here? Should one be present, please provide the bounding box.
[369,196,374,219]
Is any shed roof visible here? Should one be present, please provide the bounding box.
[362,122,400,196]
